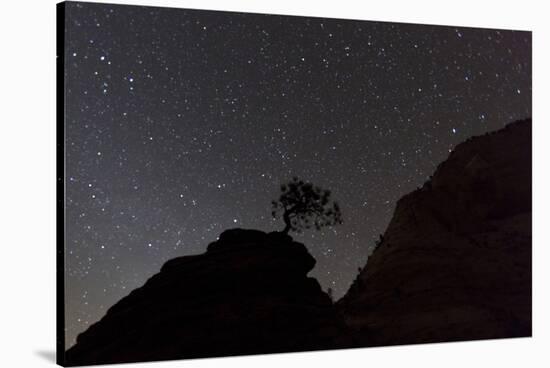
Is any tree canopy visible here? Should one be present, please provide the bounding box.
[271,177,343,234]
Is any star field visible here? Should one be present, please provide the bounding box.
[63,1,531,348]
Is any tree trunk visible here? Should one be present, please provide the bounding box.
[282,211,291,234]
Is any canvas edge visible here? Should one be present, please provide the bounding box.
[56,1,67,366]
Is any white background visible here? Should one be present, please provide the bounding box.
[0,0,548,367]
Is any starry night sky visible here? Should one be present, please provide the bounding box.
[63,1,531,348]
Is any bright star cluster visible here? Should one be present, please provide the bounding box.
[63,2,531,348]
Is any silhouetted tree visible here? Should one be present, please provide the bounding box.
[271,177,343,234]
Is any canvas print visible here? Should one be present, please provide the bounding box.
[57,1,532,366]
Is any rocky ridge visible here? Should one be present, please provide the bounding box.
[337,119,532,346]
[65,229,351,366]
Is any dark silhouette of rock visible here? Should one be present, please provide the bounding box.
[64,119,532,366]
[65,229,351,366]
[337,119,532,347]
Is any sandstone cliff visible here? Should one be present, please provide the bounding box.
[65,229,350,366]
[64,119,532,365]
[337,119,532,346]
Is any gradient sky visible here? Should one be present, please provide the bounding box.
[63,1,531,348]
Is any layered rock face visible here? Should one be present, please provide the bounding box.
[65,229,350,366]
[338,119,532,346]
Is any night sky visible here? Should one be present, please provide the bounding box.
[63,1,531,348]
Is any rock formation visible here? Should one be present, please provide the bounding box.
[337,119,532,346]
[65,229,351,366]
[64,119,532,365]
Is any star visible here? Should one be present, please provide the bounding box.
[62,1,531,349]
